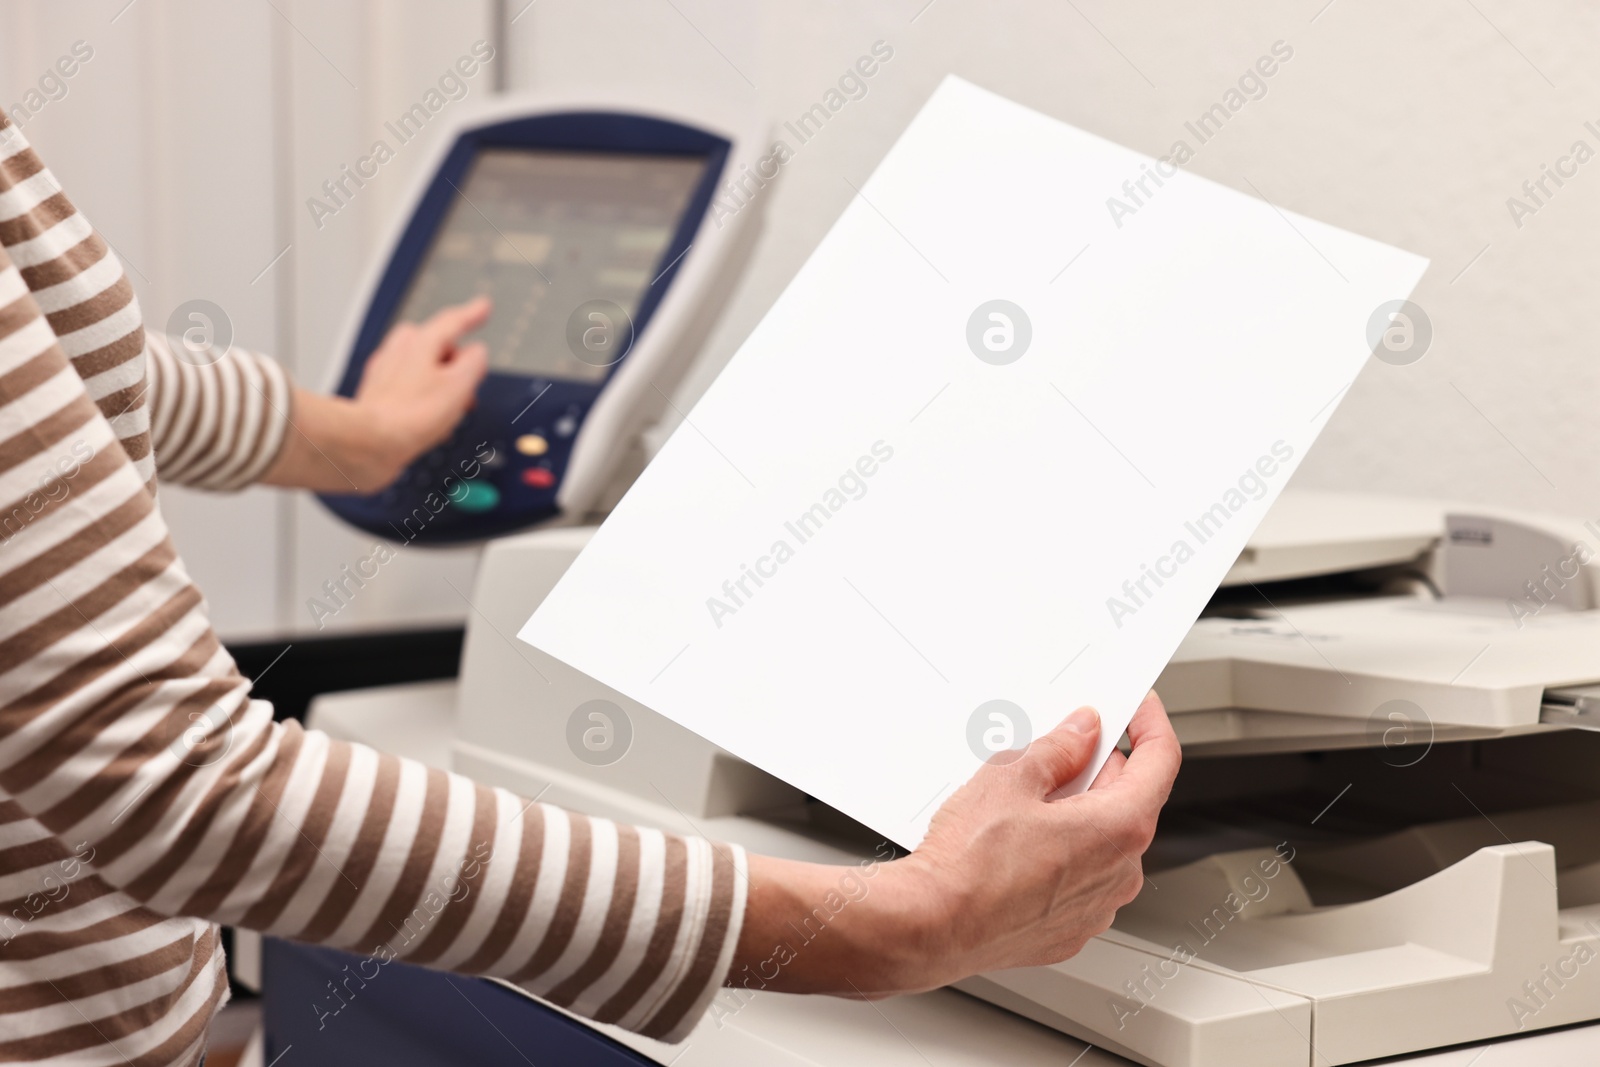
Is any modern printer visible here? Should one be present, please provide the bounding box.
[297,488,1600,1066]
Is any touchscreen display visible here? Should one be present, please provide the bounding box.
[392,147,707,383]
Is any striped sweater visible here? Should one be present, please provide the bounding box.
[0,115,745,1063]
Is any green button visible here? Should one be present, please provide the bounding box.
[453,480,500,513]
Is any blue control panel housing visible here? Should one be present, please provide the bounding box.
[317,111,730,544]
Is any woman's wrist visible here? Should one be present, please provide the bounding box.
[852,854,958,993]
[339,397,412,487]
[735,852,949,997]
[262,387,410,493]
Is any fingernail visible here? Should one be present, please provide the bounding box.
[1066,707,1099,734]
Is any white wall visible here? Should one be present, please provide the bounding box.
[0,0,284,637]
[7,0,1600,637]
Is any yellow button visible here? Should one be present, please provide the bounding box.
[515,434,549,457]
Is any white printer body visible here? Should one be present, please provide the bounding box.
[396,489,1600,1066]
[290,80,1600,1067]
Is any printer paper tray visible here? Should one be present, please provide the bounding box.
[963,802,1600,1066]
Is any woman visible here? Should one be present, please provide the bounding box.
[0,112,1179,1063]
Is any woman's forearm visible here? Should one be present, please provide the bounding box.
[732,852,937,997]
[260,385,407,493]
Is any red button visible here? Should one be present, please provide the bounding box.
[521,467,556,489]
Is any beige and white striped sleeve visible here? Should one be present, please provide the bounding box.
[0,279,748,1043]
[0,115,745,1051]
[145,331,292,491]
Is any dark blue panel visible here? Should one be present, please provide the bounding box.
[317,110,732,545]
[262,939,658,1066]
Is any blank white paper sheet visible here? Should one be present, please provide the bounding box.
[520,76,1428,848]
